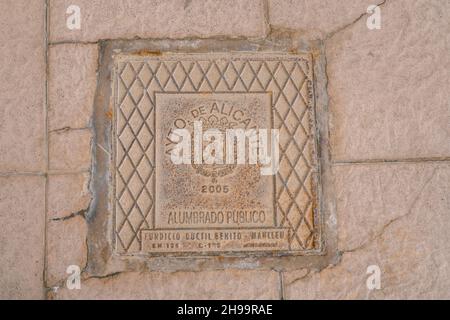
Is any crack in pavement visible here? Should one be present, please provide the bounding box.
[281,166,440,289]
[341,166,439,255]
[325,0,389,41]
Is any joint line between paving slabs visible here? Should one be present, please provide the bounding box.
[43,0,50,299]
[0,171,46,177]
[333,157,450,166]
[278,271,285,300]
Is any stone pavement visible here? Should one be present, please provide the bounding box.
[0,0,449,299]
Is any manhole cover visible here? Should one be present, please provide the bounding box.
[112,52,320,255]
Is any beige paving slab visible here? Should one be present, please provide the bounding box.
[0,0,45,172]
[284,162,450,299]
[0,176,45,299]
[48,173,91,220]
[327,0,450,161]
[49,44,98,131]
[333,162,447,251]
[269,0,379,39]
[47,216,88,287]
[50,270,279,299]
[49,129,92,171]
[49,0,266,43]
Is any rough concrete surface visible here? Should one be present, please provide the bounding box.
[0,0,449,300]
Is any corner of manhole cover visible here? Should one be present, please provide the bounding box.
[109,52,322,256]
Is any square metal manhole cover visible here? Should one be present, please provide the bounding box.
[112,52,321,255]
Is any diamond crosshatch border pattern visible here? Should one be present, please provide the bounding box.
[113,53,320,254]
